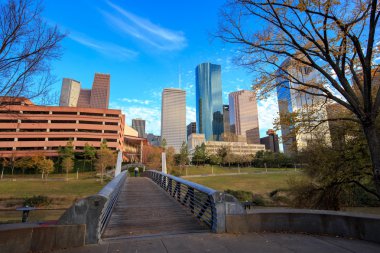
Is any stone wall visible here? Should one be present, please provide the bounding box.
[0,223,85,253]
[226,209,380,244]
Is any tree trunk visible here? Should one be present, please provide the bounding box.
[363,123,380,197]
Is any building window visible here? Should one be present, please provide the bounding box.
[77,129,102,133]
[0,147,13,151]
[48,137,73,141]
[49,129,75,132]
[51,111,77,115]
[21,120,48,123]
[23,111,49,114]
[77,137,101,142]
[104,122,118,126]
[0,138,14,142]
[51,120,76,124]
[0,129,16,132]
[106,114,119,118]
[19,129,46,132]
[104,130,118,134]
[80,112,103,117]
[18,138,45,141]
[0,119,18,123]
[79,120,103,125]
[16,147,45,150]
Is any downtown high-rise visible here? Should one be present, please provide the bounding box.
[195,63,224,141]
[59,73,110,109]
[229,90,260,144]
[276,58,330,154]
[132,118,146,138]
[161,88,186,152]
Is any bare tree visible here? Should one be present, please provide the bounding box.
[0,0,64,103]
[217,0,380,195]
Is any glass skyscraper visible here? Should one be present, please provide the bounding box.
[196,63,224,141]
[276,59,330,154]
[229,90,260,144]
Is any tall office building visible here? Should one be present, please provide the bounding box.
[187,122,196,139]
[132,118,146,138]
[89,73,110,109]
[161,88,186,152]
[276,58,330,154]
[260,129,280,153]
[59,78,81,107]
[60,73,110,109]
[195,62,224,141]
[229,90,260,144]
[223,104,230,134]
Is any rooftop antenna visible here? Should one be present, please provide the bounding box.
[178,64,182,89]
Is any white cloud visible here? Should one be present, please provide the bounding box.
[69,32,138,60]
[119,98,151,105]
[186,106,196,125]
[257,94,279,138]
[111,102,161,135]
[102,1,187,51]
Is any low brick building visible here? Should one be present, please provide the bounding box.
[0,97,124,158]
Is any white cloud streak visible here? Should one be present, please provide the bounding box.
[69,32,138,60]
[119,98,151,105]
[102,1,187,51]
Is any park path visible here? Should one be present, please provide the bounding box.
[102,177,208,240]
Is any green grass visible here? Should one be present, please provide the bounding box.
[0,209,66,224]
[186,172,299,196]
[172,165,297,176]
[0,172,105,224]
[0,172,103,209]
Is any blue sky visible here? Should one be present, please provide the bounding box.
[43,0,279,137]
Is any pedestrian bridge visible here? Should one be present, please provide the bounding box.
[2,170,380,253]
[58,170,244,244]
[102,177,208,239]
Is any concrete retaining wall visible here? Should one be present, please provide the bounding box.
[0,223,85,253]
[226,209,380,244]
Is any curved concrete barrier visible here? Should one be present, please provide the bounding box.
[58,171,127,244]
[226,208,380,244]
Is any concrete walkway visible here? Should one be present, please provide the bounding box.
[102,177,208,239]
[55,232,380,253]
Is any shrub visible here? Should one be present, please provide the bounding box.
[225,189,252,202]
[23,195,51,207]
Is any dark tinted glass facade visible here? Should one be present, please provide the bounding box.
[276,78,295,154]
[196,63,224,141]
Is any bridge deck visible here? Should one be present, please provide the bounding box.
[102,177,208,239]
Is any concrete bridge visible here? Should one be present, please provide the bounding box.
[2,170,380,253]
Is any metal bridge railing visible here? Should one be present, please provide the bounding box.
[146,170,221,231]
[98,170,127,235]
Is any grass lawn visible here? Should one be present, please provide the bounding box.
[0,172,103,209]
[186,172,299,196]
[0,172,104,223]
[173,165,297,176]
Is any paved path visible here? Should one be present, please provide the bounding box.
[102,177,208,240]
[56,232,380,253]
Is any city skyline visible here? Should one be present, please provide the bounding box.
[40,0,279,139]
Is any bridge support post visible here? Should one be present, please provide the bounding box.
[210,192,246,233]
